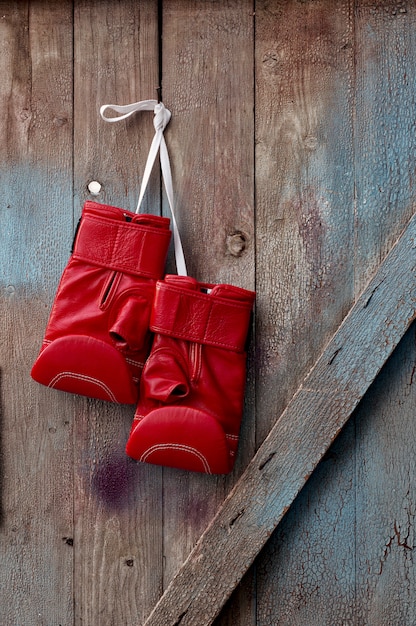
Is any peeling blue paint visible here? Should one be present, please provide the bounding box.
[0,165,73,298]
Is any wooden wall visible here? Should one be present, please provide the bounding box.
[0,1,415,625]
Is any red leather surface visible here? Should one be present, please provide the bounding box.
[126,406,230,474]
[74,202,171,279]
[31,201,171,403]
[151,276,254,351]
[126,275,255,473]
[31,335,137,403]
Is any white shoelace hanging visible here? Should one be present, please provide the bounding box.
[100,99,187,277]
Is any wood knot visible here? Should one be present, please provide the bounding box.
[62,537,73,546]
[226,231,247,257]
[53,113,68,127]
[262,50,278,68]
[304,135,318,151]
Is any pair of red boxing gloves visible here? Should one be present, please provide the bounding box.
[31,101,255,475]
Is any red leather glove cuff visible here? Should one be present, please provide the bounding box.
[150,277,255,352]
[73,202,171,279]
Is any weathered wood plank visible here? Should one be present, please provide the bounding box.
[354,0,416,293]
[256,420,357,625]
[160,0,255,611]
[255,0,355,447]
[143,212,416,626]
[256,2,416,624]
[354,3,416,623]
[0,2,74,624]
[162,0,255,287]
[0,2,31,163]
[254,1,356,623]
[355,324,416,625]
[74,0,161,215]
[73,2,162,625]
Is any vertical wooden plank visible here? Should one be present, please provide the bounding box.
[255,0,355,445]
[161,0,255,606]
[354,3,416,623]
[354,0,416,292]
[0,2,31,164]
[0,2,74,624]
[255,0,356,624]
[73,2,162,625]
[256,424,357,626]
[355,324,416,625]
[74,0,161,214]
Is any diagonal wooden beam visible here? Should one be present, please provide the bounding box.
[143,213,416,626]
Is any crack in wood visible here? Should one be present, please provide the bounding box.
[173,608,189,626]
[229,509,245,528]
[258,451,276,471]
[327,346,343,365]
[363,279,385,308]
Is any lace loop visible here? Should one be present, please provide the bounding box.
[99,99,187,276]
[153,102,171,132]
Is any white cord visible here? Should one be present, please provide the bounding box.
[100,99,187,276]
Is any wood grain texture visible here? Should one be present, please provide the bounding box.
[255,0,355,447]
[74,0,161,215]
[162,0,255,287]
[354,0,416,292]
[72,2,163,625]
[254,3,356,621]
[353,3,416,624]
[160,0,255,609]
[0,2,75,625]
[256,420,357,626]
[1,2,416,625]
[143,212,416,626]
[256,3,416,624]
[355,324,416,625]
[0,2,31,164]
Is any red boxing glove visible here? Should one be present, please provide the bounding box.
[126,275,255,474]
[31,201,171,404]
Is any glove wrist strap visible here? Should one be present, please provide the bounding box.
[73,207,171,279]
[151,281,254,352]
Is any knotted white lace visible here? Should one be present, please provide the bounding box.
[99,99,187,277]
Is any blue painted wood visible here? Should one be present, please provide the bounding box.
[254,1,357,623]
[355,323,416,625]
[354,4,416,623]
[144,212,416,625]
[255,0,356,447]
[354,1,416,291]
[1,2,415,625]
[0,166,73,295]
[257,328,416,626]
[257,420,357,625]
[0,3,74,625]
[255,2,416,625]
